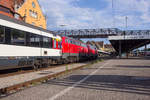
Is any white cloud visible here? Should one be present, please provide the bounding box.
[109,0,150,29]
[38,0,150,30]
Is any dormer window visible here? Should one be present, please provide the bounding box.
[32,2,36,8]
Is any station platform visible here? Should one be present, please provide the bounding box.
[0,63,87,91]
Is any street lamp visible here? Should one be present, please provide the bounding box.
[60,24,67,36]
[60,24,67,27]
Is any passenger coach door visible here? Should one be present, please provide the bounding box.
[53,39,57,49]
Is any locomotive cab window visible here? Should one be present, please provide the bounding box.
[49,38,53,48]
[68,39,70,44]
[60,41,62,48]
[58,41,62,49]
[65,39,68,43]
[0,26,4,43]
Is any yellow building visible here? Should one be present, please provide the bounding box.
[16,0,47,29]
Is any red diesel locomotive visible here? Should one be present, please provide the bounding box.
[61,36,98,63]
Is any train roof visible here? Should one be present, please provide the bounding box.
[0,14,53,34]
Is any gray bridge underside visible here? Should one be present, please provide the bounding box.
[109,35,150,54]
[110,39,150,54]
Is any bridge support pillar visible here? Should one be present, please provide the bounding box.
[145,45,147,56]
[126,52,129,58]
[119,40,122,58]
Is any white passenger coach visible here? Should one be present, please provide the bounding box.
[0,14,62,70]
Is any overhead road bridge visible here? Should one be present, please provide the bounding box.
[56,28,121,38]
[56,28,150,39]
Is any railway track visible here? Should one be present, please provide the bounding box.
[0,59,102,95]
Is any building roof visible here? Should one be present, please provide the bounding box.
[0,0,14,13]
[0,0,25,20]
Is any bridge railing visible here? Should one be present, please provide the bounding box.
[55,28,122,36]
[119,30,150,36]
[55,29,150,38]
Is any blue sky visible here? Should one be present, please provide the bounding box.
[73,0,108,11]
[38,0,150,45]
[38,0,150,31]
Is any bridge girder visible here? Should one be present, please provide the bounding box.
[56,28,150,38]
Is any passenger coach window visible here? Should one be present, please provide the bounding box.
[26,32,30,46]
[0,26,4,43]
[43,37,50,48]
[11,29,25,45]
[50,38,53,48]
[30,34,40,47]
[5,27,11,44]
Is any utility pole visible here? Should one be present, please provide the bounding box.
[125,16,128,29]
[145,45,147,56]
[125,16,128,58]
[112,0,115,28]
[119,40,122,58]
